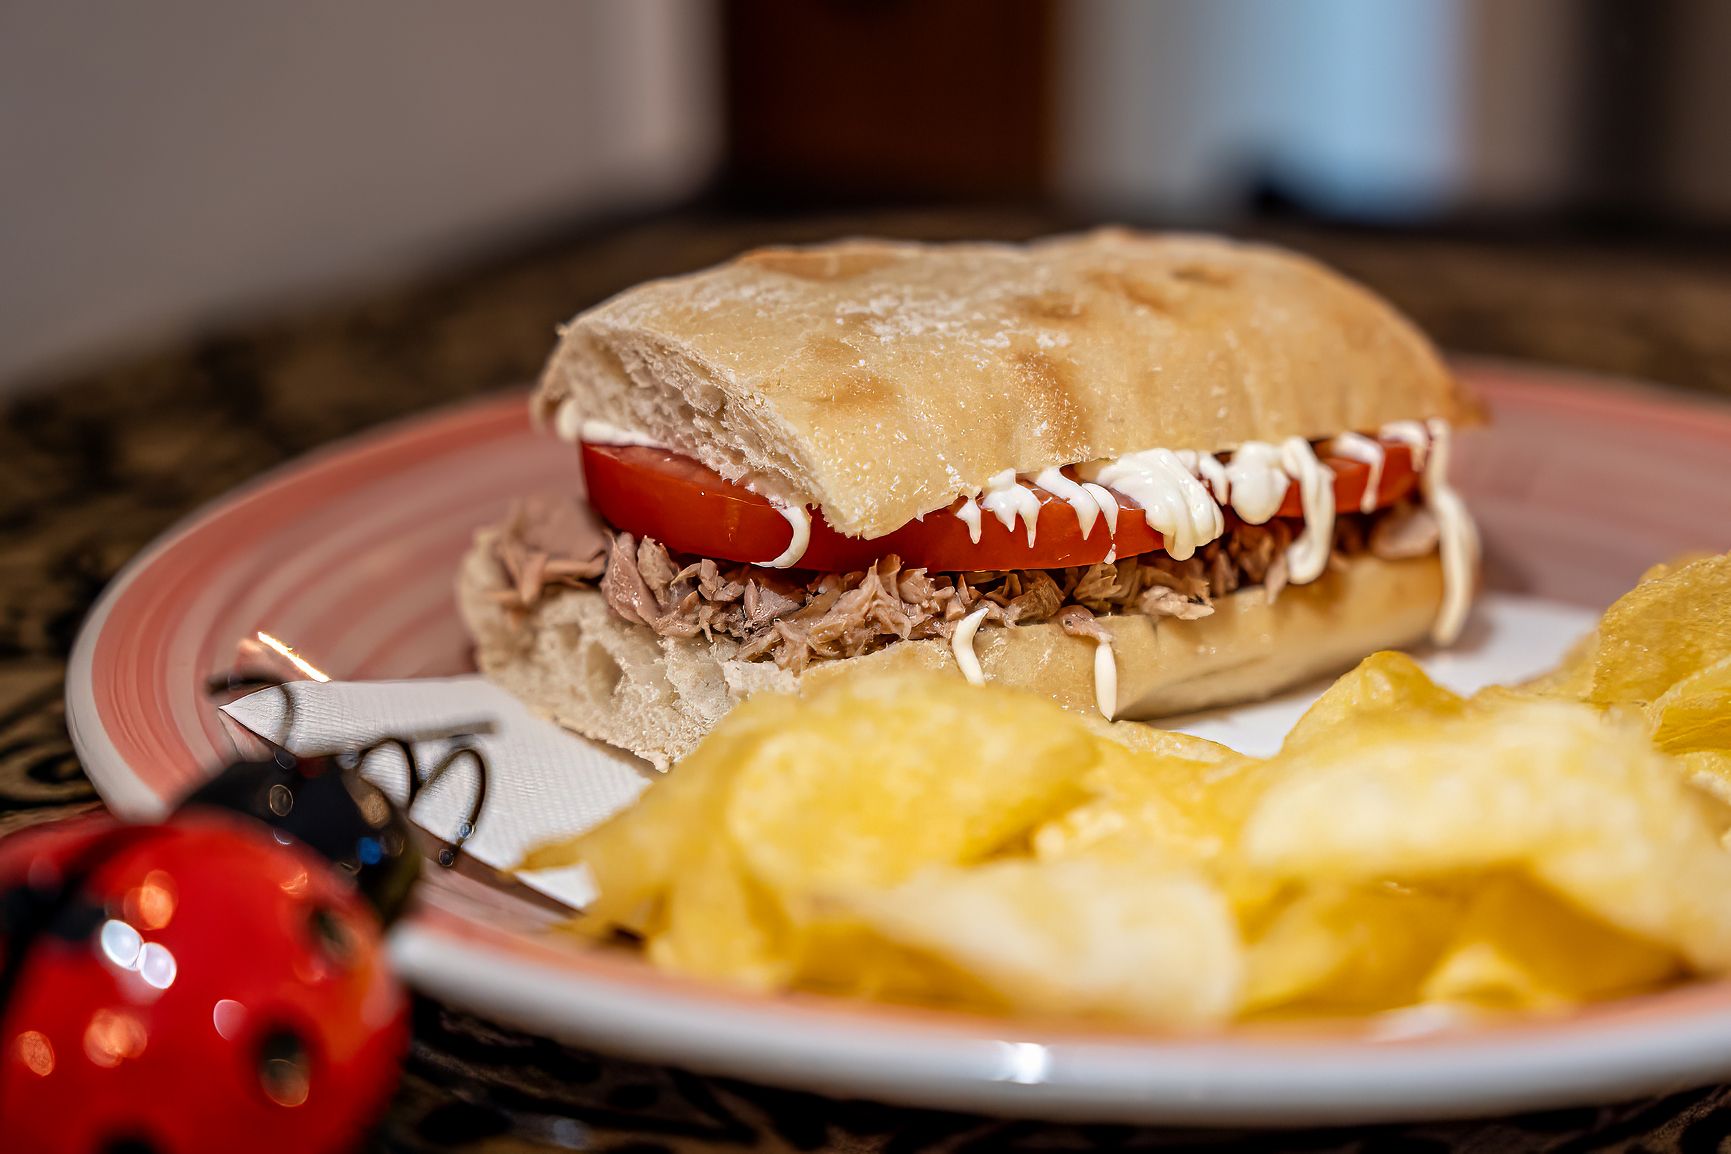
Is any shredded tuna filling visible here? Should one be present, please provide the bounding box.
[487,496,1442,675]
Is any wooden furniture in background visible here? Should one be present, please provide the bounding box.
[721,0,1056,203]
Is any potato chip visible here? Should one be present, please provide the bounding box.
[1648,653,1731,754]
[1637,553,1720,584]
[844,853,1241,1025]
[1590,553,1731,705]
[1465,684,1551,714]
[726,672,1096,898]
[1240,882,1463,1015]
[1676,749,1731,807]
[778,917,969,1005]
[1077,713,1240,765]
[1242,701,1731,972]
[1422,875,1678,1010]
[1031,738,1263,865]
[1030,750,1198,865]
[647,834,793,989]
[1516,630,1598,700]
[1029,717,1248,865]
[527,552,1731,1024]
[1520,553,1722,702]
[1282,651,1464,753]
[525,692,803,934]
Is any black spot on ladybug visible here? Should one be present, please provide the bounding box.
[308,906,355,968]
[100,1137,160,1154]
[0,881,50,939]
[47,895,106,943]
[257,1028,313,1108]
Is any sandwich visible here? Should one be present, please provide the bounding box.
[458,229,1480,768]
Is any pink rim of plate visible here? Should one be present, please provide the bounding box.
[64,360,1731,1124]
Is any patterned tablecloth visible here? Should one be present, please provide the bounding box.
[6,209,1731,1152]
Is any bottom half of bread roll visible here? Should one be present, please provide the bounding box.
[458,530,1447,770]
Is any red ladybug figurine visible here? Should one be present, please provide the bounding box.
[0,810,408,1153]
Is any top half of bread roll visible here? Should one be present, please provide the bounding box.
[534,228,1478,540]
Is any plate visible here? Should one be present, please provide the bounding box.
[66,360,1731,1125]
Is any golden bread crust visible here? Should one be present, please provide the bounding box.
[537,229,1473,538]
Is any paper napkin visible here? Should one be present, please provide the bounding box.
[220,676,653,908]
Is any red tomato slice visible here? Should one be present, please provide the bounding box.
[580,442,1419,572]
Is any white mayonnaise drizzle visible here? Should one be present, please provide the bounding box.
[951,606,990,685]
[554,398,585,441]
[1176,450,1231,508]
[1420,419,1480,645]
[1081,482,1120,562]
[954,495,984,545]
[1034,468,1101,539]
[761,500,812,568]
[1379,420,1431,472]
[1327,432,1386,514]
[1081,482,1119,533]
[1279,437,1337,584]
[1093,635,1118,720]
[559,409,1473,645]
[1082,449,1223,561]
[565,410,667,449]
[1222,441,1288,525]
[979,469,1042,547]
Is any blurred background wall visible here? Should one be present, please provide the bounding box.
[0,1,719,390]
[1061,0,1581,220]
[5,0,1731,394]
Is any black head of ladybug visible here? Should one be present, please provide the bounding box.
[176,744,421,927]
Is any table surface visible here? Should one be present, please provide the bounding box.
[7,208,1731,1152]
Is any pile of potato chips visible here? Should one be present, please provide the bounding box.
[523,553,1731,1025]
